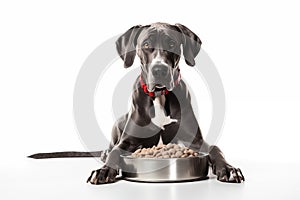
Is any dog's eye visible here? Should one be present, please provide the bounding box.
[169,40,175,48]
[143,42,150,49]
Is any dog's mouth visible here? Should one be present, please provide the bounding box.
[147,83,173,92]
[155,84,165,89]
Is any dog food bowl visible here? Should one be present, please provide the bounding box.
[120,152,209,182]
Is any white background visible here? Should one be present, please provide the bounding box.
[1,0,300,199]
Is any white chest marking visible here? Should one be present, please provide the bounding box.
[151,96,177,145]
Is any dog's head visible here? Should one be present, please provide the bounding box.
[116,22,202,92]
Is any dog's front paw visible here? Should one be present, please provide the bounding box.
[87,165,118,184]
[214,163,245,183]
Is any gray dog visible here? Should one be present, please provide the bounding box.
[30,22,244,184]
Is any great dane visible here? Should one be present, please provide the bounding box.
[30,22,244,184]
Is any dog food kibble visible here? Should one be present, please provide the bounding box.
[131,144,199,158]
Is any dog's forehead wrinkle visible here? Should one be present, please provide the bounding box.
[138,25,180,45]
[138,27,157,40]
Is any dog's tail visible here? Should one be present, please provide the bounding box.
[28,150,109,162]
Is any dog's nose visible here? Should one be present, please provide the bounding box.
[152,65,168,77]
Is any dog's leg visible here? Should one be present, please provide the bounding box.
[87,144,131,184]
[86,121,130,184]
[208,145,245,183]
[173,104,245,183]
[87,137,133,184]
[87,111,162,184]
[87,164,119,184]
[178,112,245,183]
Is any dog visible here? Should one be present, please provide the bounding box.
[29,22,244,184]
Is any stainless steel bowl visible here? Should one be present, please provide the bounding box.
[120,152,209,182]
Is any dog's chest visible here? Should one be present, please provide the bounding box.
[151,96,177,131]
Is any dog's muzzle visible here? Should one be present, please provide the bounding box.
[140,68,181,97]
[147,63,174,92]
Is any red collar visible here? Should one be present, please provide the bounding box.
[140,68,181,97]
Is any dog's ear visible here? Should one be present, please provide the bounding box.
[116,25,142,68]
[175,23,202,66]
